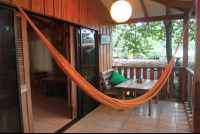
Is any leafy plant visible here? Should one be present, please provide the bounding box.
[112,19,196,61]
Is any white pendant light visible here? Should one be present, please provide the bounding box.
[110,0,132,23]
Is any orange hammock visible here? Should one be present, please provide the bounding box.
[12,0,188,110]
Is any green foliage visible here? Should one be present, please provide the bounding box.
[82,29,95,43]
[112,24,154,59]
[112,19,195,59]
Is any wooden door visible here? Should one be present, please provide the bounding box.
[16,12,34,133]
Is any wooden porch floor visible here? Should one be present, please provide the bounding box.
[64,100,191,133]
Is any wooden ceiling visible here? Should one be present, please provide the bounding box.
[103,0,195,24]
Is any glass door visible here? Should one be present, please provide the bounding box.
[0,6,23,133]
[77,27,99,115]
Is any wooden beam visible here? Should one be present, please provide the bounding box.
[167,1,191,8]
[193,1,200,133]
[112,14,184,25]
[182,14,189,102]
[151,0,188,12]
[139,0,148,17]
[139,0,149,26]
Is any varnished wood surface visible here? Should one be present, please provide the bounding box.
[114,79,158,93]
[115,78,158,116]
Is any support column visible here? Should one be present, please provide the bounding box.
[193,0,200,133]
[182,14,189,102]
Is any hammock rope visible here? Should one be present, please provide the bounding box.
[12,0,189,110]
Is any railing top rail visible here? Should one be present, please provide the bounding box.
[112,66,184,70]
[185,67,194,75]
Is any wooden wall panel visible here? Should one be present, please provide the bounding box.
[61,0,67,20]
[54,0,62,18]
[108,9,112,69]
[45,0,53,16]
[87,0,91,27]
[79,0,83,25]
[99,45,103,72]
[99,2,103,34]
[81,0,87,26]
[11,0,31,9]
[0,0,11,4]
[95,0,100,29]
[66,0,73,22]
[76,0,80,24]
[31,0,44,14]
[95,0,99,29]
[103,45,107,71]
[22,0,31,9]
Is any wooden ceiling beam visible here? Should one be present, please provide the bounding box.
[139,0,148,17]
[139,0,149,26]
[167,1,191,8]
[151,0,188,12]
[112,14,184,25]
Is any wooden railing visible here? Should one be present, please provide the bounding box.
[112,66,184,100]
[185,67,194,128]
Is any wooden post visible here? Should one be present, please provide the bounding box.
[182,14,189,102]
[193,0,200,132]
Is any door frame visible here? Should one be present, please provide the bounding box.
[56,27,100,133]
[76,27,100,116]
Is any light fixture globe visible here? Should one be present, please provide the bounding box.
[110,0,132,23]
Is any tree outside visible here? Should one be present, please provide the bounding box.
[113,19,195,63]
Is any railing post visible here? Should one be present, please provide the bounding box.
[169,69,174,98]
[178,69,183,101]
[182,13,189,102]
